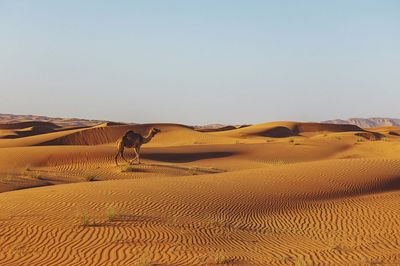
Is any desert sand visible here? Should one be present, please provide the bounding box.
[0,120,400,265]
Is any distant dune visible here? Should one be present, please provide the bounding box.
[193,124,250,132]
[0,113,116,127]
[213,121,383,140]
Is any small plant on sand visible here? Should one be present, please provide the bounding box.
[84,175,97,182]
[105,207,117,222]
[136,249,153,266]
[359,254,384,265]
[31,174,45,180]
[294,258,309,266]
[135,258,152,266]
[81,214,91,227]
[186,167,199,175]
[121,166,140,173]
[289,139,295,143]
[355,138,366,144]
[267,159,286,165]
[214,253,232,264]
[0,175,11,183]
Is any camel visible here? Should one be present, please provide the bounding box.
[115,127,161,165]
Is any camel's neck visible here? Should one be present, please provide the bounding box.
[142,131,154,144]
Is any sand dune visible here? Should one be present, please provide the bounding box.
[35,123,242,147]
[0,121,61,139]
[368,126,400,137]
[0,121,60,130]
[213,122,368,138]
[0,120,399,265]
[0,113,109,127]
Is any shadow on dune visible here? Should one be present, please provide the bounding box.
[389,131,400,136]
[257,126,297,138]
[120,167,150,173]
[381,176,400,192]
[297,176,400,202]
[141,151,234,163]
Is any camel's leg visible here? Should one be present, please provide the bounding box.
[129,147,138,164]
[129,155,137,165]
[115,145,124,166]
[135,147,140,164]
[129,147,140,165]
[137,146,141,164]
[120,147,128,163]
[115,139,127,166]
[115,151,120,166]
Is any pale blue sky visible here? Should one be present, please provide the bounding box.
[1,1,399,124]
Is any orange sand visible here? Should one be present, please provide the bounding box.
[0,121,399,265]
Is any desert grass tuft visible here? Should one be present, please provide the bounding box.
[81,214,91,227]
[31,174,45,180]
[121,165,142,173]
[0,175,11,183]
[105,207,117,222]
[186,167,199,175]
[135,249,153,266]
[214,253,233,264]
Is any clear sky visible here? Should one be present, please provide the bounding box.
[1,1,399,124]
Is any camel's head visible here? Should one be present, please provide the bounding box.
[151,128,161,135]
